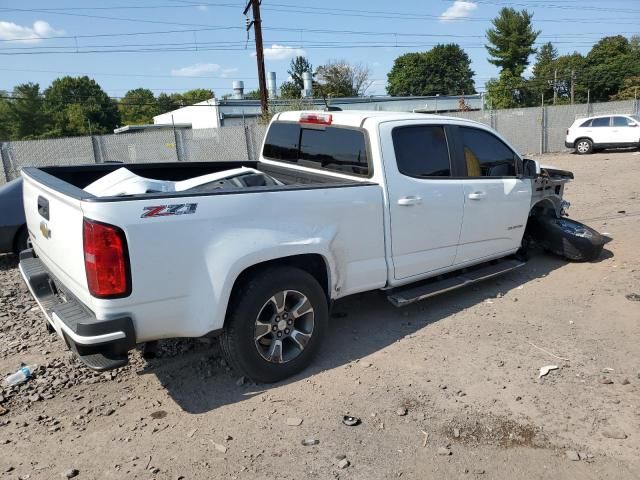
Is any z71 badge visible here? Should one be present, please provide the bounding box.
[141,203,198,218]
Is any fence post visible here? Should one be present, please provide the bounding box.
[244,124,253,161]
[90,135,101,163]
[540,94,545,155]
[0,143,9,183]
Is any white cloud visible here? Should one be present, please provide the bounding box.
[524,64,534,78]
[171,63,221,77]
[253,44,306,61]
[220,67,239,78]
[195,5,208,11]
[0,20,64,43]
[439,1,477,23]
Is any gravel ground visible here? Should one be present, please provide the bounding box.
[1,150,639,479]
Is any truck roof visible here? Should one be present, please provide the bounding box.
[276,110,484,129]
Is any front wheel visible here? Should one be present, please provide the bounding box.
[575,138,593,155]
[220,266,328,383]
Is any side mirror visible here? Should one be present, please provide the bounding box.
[522,158,541,177]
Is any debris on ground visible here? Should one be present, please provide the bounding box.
[538,365,559,378]
[337,458,350,469]
[565,451,580,461]
[625,293,640,302]
[286,417,303,426]
[341,415,360,426]
[396,407,408,416]
[4,365,37,387]
[437,446,452,456]
[212,442,228,453]
[602,429,627,440]
[301,437,320,446]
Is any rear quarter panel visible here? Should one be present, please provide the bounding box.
[81,185,387,342]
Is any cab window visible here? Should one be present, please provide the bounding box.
[263,121,370,176]
[459,127,519,177]
[392,126,451,178]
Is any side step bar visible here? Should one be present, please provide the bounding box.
[387,258,525,307]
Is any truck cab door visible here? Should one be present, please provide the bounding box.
[450,125,531,265]
[379,122,464,281]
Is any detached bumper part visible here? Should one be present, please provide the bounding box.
[19,249,135,371]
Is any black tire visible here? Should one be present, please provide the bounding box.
[13,225,30,253]
[529,216,605,262]
[575,138,593,155]
[220,266,329,383]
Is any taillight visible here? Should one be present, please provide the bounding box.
[83,218,131,298]
[566,129,569,135]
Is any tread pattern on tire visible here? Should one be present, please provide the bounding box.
[220,265,328,383]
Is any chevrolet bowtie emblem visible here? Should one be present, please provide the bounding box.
[39,221,51,239]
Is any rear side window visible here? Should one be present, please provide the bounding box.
[591,117,610,127]
[392,126,451,177]
[262,122,299,161]
[579,119,592,127]
[263,122,369,176]
[460,127,518,177]
[613,116,633,127]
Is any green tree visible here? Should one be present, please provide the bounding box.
[529,42,558,104]
[486,8,539,76]
[178,88,214,105]
[0,92,11,140]
[611,76,640,100]
[43,76,120,136]
[243,89,262,100]
[283,56,314,98]
[119,88,159,125]
[156,93,181,114]
[549,53,587,103]
[584,36,640,101]
[485,71,534,109]
[315,60,371,97]
[278,81,300,99]
[5,83,49,139]
[387,44,475,96]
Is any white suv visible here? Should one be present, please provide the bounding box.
[565,114,640,154]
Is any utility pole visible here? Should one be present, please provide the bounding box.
[553,69,557,105]
[570,69,575,105]
[244,0,268,116]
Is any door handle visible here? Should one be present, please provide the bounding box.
[468,191,487,200]
[397,196,422,206]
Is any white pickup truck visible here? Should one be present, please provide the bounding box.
[19,111,603,382]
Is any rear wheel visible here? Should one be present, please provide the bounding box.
[220,266,328,383]
[575,138,593,155]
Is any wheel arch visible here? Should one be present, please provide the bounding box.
[529,197,561,219]
[224,253,331,325]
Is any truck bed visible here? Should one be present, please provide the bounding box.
[23,161,368,202]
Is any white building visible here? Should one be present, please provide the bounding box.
[151,82,484,130]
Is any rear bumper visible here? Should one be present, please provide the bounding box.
[18,249,136,370]
[564,140,574,148]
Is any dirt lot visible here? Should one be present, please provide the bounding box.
[1,150,639,480]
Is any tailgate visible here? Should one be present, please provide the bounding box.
[22,173,93,309]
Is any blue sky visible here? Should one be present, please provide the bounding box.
[1,0,638,98]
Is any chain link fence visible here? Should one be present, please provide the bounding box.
[1,100,639,185]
